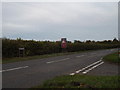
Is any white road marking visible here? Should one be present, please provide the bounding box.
[70,73,75,75]
[76,55,85,58]
[110,49,114,51]
[0,66,29,72]
[46,58,70,64]
[75,60,102,73]
[82,62,104,74]
[91,53,96,55]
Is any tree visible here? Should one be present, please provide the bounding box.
[113,38,118,43]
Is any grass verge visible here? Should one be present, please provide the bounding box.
[103,52,120,64]
[2,50,93,64]
[30,75,119,89]
[2,53,71,64]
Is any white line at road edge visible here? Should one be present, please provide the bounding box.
[76,60,102,73]
[0,66,29,72]
[46,58,70,64]
[82,62,104,74]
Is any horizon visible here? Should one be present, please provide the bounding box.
[2,37,118,42]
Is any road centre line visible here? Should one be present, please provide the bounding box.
[46,58,70,64]
[76,55,85,57]
[0,66,29,72]
[82,61,104,74]
[76,59,102,73]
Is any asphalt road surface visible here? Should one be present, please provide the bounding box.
[2,49,119,88]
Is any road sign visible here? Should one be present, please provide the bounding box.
[19,48,24,50]
[61,38,67,49]
[19,48,25,57]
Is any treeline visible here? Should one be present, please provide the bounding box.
[2,38,120,58]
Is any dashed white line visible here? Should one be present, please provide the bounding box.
[82,61,104,74]
[76,55,85,58]
[46,58,70,64]
[0,66,29,72]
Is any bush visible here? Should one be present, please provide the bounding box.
[2,38,120,58]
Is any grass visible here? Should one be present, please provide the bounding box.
[3,49,118,64]
[30,74,120,89]
[103,52,120,64]
[2,53,71,64]
[2,50,93,64]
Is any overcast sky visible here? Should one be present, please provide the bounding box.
[2,2,118,41]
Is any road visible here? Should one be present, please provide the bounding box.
[2,49,119,88]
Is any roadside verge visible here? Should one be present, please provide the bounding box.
[103,52,120,64]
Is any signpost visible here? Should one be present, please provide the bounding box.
[61,38,67,52]
[19,48,25,57]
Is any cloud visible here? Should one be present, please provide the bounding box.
[2,2,118,41]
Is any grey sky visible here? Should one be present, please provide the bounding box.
[2,2,118,41]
